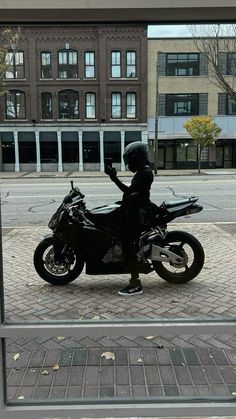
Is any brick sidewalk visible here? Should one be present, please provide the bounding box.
[2,223,236,401]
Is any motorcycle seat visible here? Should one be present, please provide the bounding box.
[162,197,198,209]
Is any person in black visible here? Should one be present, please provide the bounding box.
[105,141,153,296]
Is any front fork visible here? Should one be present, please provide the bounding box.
[44,233,67,264]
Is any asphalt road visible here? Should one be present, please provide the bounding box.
[1,175,236,228]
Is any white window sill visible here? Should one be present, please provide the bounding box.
[110,118,137,121]
[56,78,80,81]
[41,119,55,121]
[57,119,81,121]
[39,78,54,81]
[84,119,97,121]
[4,119,28,122]
[4,78,26,81]
[109,77,138,81]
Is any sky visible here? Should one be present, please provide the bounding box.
[148,25,192,38]
[147,24,236,38]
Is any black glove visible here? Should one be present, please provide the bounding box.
[105,165,117,180]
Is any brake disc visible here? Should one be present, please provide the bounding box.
[45,248,70,275]
[169,245,188,268]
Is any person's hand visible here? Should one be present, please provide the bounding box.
[105,165,117,180]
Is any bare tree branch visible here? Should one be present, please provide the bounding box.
[187,24,236,101]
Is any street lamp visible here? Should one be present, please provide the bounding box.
[153,51,162,176]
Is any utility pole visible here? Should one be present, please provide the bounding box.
[153,52,161,176]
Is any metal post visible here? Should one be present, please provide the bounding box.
[99,130,104,172]
[79,131,83,172]
[0,199,7,410]
[154,54,160,176]
[57,131,63,172]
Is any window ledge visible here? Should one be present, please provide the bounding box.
[57,119,81,121]
[4,78,27,81]
[4,119,28,122]
[83,78,97,80]
[110,118,138,121]
[41,119,55,121]
[39,78,54,81]
[56,78,80,81]
[84,119,98,121]
[109,77,138,81]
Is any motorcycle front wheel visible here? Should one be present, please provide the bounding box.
[34,237,84,285]
[152,230,205,284]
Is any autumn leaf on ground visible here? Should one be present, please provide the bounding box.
[101,352,115,361]
[144,336,154,340]
[92,315,100,320]
[56,336,66,341]
[137,358,143,363]
[13,353,20,361]
[17,396,24,400]
[52,364,60,371]
[42,370,49,375]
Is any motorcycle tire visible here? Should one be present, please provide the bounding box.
[33,237,84,285]
[152,230,204,284]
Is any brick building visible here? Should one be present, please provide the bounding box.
[0,24,148,172]
[148,38,236,169]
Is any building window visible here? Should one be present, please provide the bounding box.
[41,52,52,79]
[41,92,52,119]
[111,92,122,119]
[166,94,199,116]
[5,90,26,119]
[5,50,24,79]
[58,50,78,79]
[126,51,136,78]
[227,53,236,75]
[166,53,199,76]
[227,95,236,114]
[40,141,58,163]
[85,93,96,119]
[177,143,198,162]
[59,90,79,119]
[84,51,95,78]
[62,141,79,163]
[126,92,136,118]
[111,51,121,78]
[1,141,15,163]
[19,142,36,163]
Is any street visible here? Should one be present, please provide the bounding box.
[1,174,236,228]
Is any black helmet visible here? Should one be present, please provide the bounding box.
[123,141,149,172]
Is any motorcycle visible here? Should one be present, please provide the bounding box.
[33,181,205,286]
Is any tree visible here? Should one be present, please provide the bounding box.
[0,26,20,95]
[183,116,222,174]
[188,24,236,101]
[0,26,20,170]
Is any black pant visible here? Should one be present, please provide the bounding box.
[121,205,142,286]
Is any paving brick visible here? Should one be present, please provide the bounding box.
[170,348,185,366]
[69,366,85,386]
[84,366,99,386]
[189,366,208,385]
[50,386,66,399]
[142,348,157,365]
[100,386,114,398]
[156,349,172,365]
[58,350,73,366]
[183,348,201,366]
[148,385,163,396]
[179,385,196,396]
[83,386,98,398]
[210,349,230,365]
[174,366,192,385]
[67,386,82,398]
[53,366,69,386]
[34,386,51,399]
[72,348,87,365]
[130,366,145,385]
[29,351,46,367]
[164,385,180,396]
[132,385,147,397]
[116,385,130,397]
[21,368,39,387]
[100,366,114,386]
[144,366,160,385]
[204,366,224,384]
[115,348,128,365]
[219,366,236,384]
[115,366,130,386]
[7,369,25,386]
[160,366,177,386]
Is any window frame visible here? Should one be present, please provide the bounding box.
[166,53,200,76]
[166,93,199,116]
[126,92,137,119]
[126,50,137,78]
[85,92,96,119]
[41,92,53,120]
[57,49,78,79]
[40,51,52,79]
[227,52,236,75]
[110,50,121,78]
[111,92,122,119]
[5,50,25,79]
[84,51,95,78]
[226,94,236,115]
[58,89,79,119]
[5,90,26,120]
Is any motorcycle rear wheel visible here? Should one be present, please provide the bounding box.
[34,237,84,285]
[152,230,204,284]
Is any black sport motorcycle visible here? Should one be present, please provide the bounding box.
[33,181,205,286]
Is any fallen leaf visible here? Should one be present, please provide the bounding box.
[42,370,49,375]
[171,299,180,303]
[17,396,24,400]
[232,392,236,396]
[92,315,100,320]
[145,336,154,340]
[182,362,186,367]
[56,336,66,341]
[137,358,143,363]
[209,354,214,359]
[13,353,20,361]
[52,364,60,371]
[101,352,115,361]
[156,344,164,349]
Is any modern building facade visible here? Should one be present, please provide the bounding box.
[148,38,236,169]
[0,24,148,172]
